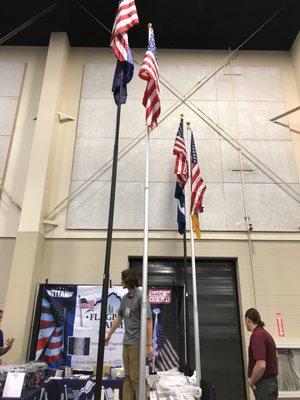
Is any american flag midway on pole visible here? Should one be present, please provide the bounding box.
[110,0,139,104]
[190,131,206,239]
[139,24,161,131]
[173,116,188,234]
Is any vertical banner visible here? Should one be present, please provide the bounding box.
[35,285,77,368]
[72,286,127,371]
[276,312,285,337]
[149,289,180,372]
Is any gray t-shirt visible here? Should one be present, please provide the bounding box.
[118,288,152,345]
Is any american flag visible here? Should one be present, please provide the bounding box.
[190,132,206,238]
[35,291,65,367]
[139,26,160,131]
[173,117,188,188]
[80,298,94,312]
[153,312,179,371]
[110,0,139,104]
[190,133,206,215]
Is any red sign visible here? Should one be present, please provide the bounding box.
[276,313,285,337]
[148,289,172,304]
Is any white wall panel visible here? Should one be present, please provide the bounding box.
[0,62,25,181]
[67,62,300,231]
[246,183,300,231]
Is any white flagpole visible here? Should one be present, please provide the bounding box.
[186,122,202,386]
[139,130,150,400]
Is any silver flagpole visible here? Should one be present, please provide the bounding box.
[139,130,150,400]
[186,122,201,386]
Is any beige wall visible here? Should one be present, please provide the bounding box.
[0,38,300,399]
[0,239,15,308]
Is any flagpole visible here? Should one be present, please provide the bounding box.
[139,128,150,400]
[186,122,201,386]
[181,114,191,370]
[94,72,123,400]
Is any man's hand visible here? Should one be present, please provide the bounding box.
[248,378,256,390]
[146,345,153,359]
[5,337,15,350]
[104,335,111,346]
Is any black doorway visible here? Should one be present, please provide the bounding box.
[130,257,247,400]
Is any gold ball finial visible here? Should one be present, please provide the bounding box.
[187,121,191,126]
[148,23,152,28]
[180,113,184,118]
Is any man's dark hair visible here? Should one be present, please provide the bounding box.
[0,309,3,314]
[245,308,265,327]
[121,268,139,289]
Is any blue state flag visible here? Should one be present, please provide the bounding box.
[174,182,186,235]
[112,51,134,105]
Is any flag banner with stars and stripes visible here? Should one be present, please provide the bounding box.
[152,306,179,371]
[35,286,77,369]
[139,26,161,131]
[110,0,139,104]
[190,132,206,239]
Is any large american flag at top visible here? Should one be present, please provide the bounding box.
[110,0,139,104]
[110,0,139,62]
[173,117,188,188]
[139,26,160,131]
[190,132,206,215]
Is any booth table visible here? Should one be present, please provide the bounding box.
[43,377,123,400]
[1,388,41,400]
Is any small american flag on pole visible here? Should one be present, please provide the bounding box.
[139,24,161,131]
[173,116,188,188]
[110,0,139,104]
[80,298,94,312]
[190,131,206,238]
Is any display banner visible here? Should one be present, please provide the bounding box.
[276,312,285,337]
[34,285,126,371]
[149,288,180,372]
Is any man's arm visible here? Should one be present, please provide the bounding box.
[105,315,122,345]
[0,337,15,356]
[249,360,266,388]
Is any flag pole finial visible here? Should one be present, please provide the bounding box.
[148,23,152,29]
[187,121,191,129]
[180,113,184,118]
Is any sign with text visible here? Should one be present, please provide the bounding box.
[3,372,25,397]
[148,289,172,304]
[276,312,285,337]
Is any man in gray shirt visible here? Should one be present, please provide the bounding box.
[105,269,153,399]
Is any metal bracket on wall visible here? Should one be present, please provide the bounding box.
[270,105,300,134]
[57,112,75,123]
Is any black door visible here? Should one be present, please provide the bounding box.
[130,257,247,400]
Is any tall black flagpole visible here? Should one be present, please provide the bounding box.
[94,73,123,400]
[183,228,191,372]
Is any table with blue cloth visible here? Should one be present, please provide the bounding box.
[42,377,123,400]
[1,387,41,400]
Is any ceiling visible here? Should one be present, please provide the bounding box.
[0,0,299,50]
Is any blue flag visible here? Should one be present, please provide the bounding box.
[174,182,186,235]
[112,53,134,105]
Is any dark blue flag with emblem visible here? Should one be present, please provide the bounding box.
[174,182,186,235]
